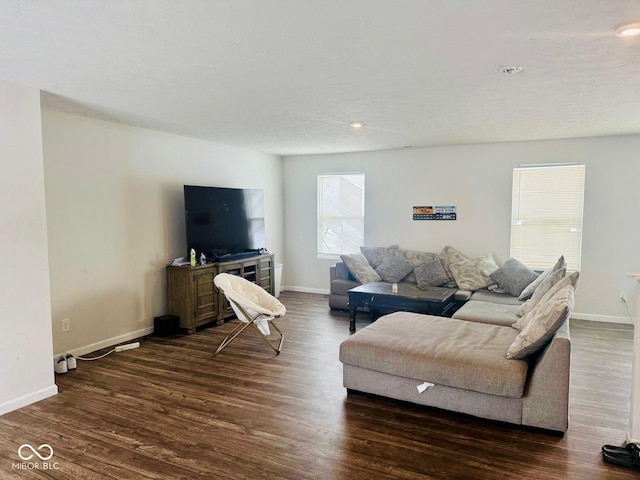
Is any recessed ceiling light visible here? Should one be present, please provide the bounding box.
[499,66,523,75]
[615,23,640,37]
[350,121,364,129]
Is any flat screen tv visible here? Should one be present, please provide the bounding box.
[184,185,265,260]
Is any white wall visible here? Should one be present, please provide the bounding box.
[283,136,640,323]
[42,111,284,355]
[0,81,57,415]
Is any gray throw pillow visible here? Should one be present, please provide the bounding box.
[375,256,414,283]
[360,245,399,269]
[515,267,565,322]
[514,269,578,329]
[394,248,437,283]
[340,253,381,284]
[490,257,539,297]
[414,259,449,287]
[507,284,574,359]
[518,255,566,300]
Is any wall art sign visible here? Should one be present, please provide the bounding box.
[413,205,457,221]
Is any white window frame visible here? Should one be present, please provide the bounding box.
[317,173,365,259]
[510,163,585,271]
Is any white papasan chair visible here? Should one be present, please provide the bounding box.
[213,273,286,355]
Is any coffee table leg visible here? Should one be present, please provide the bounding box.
[349,306,356,332]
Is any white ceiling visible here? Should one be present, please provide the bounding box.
[1,1,640,156]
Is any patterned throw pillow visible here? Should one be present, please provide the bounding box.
[360,245,399,269]
[449,254,500,291]
[518,255,566,300]
[437,246,469,281]
[395,248,437,283]
[340,253,381,284]
[507,285,574,359]
[414,259,449,288]
[375,256,414,283]
[490,257,539,297]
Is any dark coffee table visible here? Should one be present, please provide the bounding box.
[348,282,456,332]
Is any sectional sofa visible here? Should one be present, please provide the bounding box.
[335,245,577,433]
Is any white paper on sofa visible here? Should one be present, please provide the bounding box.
[417,382,435,393]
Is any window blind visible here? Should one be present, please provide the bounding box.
[510,164,585,271]
[317,173,365,257]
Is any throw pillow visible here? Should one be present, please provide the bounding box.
[414,259,449,288]
[395,248,437,283]
[507,284,574,359]
[360,245,399,269]
[515,267,565,321]
[490,257,539,297]
[437,246,469,281]
[340,253,381,284]
[513,269,578,329]
[515,268,578,324]
[449,253,500,291]
[487,283,507,294]
[518,255,566,301]
[375,256,414,283]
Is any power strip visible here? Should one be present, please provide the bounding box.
[115,342,140,352]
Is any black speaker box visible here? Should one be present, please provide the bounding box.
[154,315,179,337]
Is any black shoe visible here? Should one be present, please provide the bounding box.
[602,443,640,456]
[603,449,640,471]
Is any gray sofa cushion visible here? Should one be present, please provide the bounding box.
[335,261,356,281]
[452,300,521,327]
[340,311,529,398]
[490,258,539,297]
[360,245,399,269]
[331,278,359,297]
[455,290,473,302]
[375,256,414,283]
[470,290,524,305]
[415,259,449,287]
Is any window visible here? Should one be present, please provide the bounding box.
[317,173,365,257]
[510,163,585,271]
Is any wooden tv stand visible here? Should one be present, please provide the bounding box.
[166,253,274,333]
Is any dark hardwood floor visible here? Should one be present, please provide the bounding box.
[0,291,635,479]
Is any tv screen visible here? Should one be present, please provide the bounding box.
[184,185,265,259]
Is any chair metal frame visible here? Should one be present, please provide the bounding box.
[214,291,284,355]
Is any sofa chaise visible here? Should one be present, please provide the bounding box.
[337,245,578,433]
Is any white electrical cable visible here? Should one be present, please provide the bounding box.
[75,349,116,361]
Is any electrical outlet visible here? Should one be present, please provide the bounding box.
[619,291,628,303]
[61,318,70,332]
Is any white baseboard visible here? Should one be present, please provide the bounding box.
[281,285,330,295]
[0,385,58,417]
[572,312,633,325]
[55,326,154,358]
[280,290,635,324]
